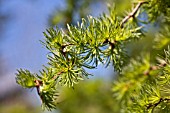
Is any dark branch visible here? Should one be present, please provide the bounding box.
[35,80,43,95]
[146,98,170,110]
[120,1,148,28]
[103,39,117,49]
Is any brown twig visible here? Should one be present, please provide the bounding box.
[35,80,43,95]
[120,1,148,28]
[146,98,170,110]
[34,71,63,103]
[34,70,64,96]
[53,71,64,80]
[103,1,147,49]
[144,62,167,76]
[103,39,117,49]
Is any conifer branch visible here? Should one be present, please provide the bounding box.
[120,1,148,27]
[15,1,147,111]
[146,98,170,110]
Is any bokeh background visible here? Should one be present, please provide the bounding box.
[0,0,119,113]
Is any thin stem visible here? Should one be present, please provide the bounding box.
[120,1,148,28]
[53,71,64,80]
[143,62,167,76]
[146,98,170,110]
[103,39,117,49]
[35,80,43,95]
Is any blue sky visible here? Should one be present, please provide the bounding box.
[0,0,66,106]
[0,0,110,74]
[0,0,65,72]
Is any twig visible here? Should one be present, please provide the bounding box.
[34,70,64,96]
[144,62,167,76]
[146,98,170,110]
[120,1,148,28]
[35,80,43,95]
[103,39,117,49]
[53,71,64,80]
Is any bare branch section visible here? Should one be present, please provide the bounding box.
[143,60,167,76]
[120,1,148,28]
[146,98,170,110]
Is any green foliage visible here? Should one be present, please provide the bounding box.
[112,54,150,100]
[111,0,170,112]
[15,0,170,112]
[37,68,59,111]
[16,4,141,109]
[50,0,90,26]
[144,0,170,22]
[154,27,170,49]
[56,80,120,113]
[49,0,109,26]
[112,48,170,113]
[0,104,40,113]
[16,68,58,111]
[16,69,37,88]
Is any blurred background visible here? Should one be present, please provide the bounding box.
[0,0,120,113]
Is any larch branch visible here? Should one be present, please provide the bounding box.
[120,1,148,28]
